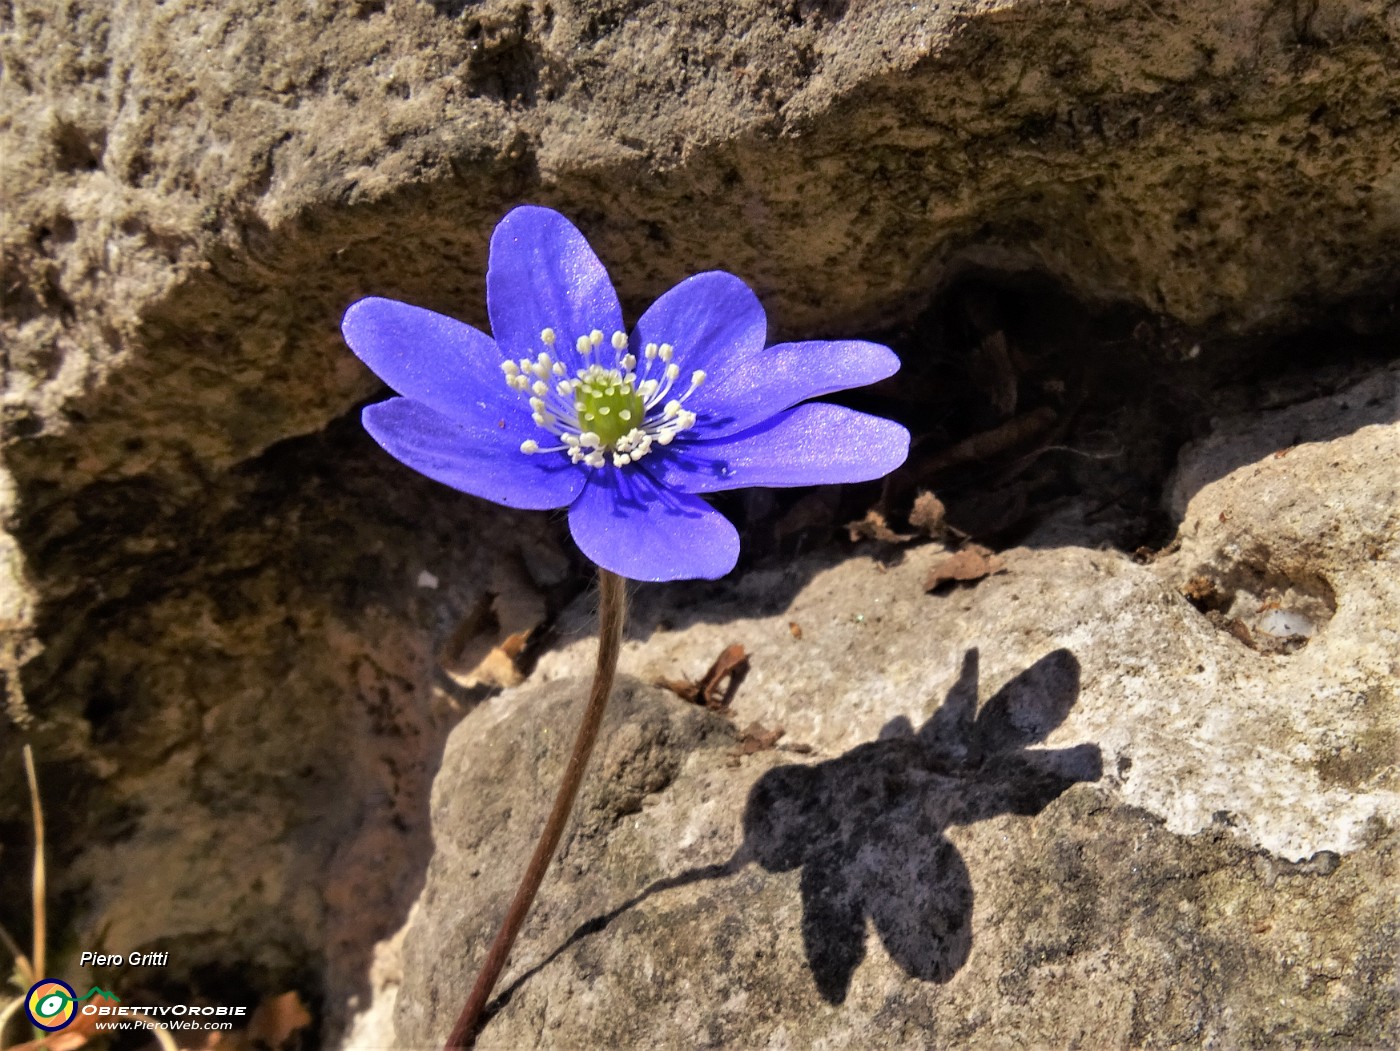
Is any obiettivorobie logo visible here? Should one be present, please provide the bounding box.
[24,980,119,1032]
[23,978,247,1034]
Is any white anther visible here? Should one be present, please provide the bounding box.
[576,335,592,354]
[529,397,546,411]
[520,439,540,453]
[585,450,606,467]
[611,331,628,350]
[665,363,680,381]
[556,382,572,397]
[659,343,674,362]
[621,354,636,370]
[590,329,604,346]
[613,453,632,466]
[541,328,556,346]
[532,380,549,396]
[502,361,520,376]
[657,431,675,445]
[664,399,682,418]
[645,342,658,360]
[691,370,706,386]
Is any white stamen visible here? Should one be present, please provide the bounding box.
[502,322,703,471]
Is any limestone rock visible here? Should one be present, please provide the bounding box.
[395,372,1398,1047]
[6,0,1400,492]
[3,0,1400,1043]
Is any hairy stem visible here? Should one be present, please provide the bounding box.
[444,569,626,1050]
[24,745,44,983]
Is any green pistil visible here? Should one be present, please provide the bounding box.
[576,372,645,446]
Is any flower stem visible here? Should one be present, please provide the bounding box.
[444,568,627,1050]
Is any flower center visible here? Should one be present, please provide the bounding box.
[574,366,646,447]
[501,327,706,469]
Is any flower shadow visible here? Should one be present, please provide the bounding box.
[487,647,1100,1018]
[741,646,1101,1002]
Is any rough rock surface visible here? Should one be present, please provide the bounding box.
[395,371,1398,1047]
[3,0,1400,1045]
[7,0,1400,487]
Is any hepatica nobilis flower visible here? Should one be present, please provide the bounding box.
[342,206,909,581]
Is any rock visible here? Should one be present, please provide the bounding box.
[6,0,1400,490]
[395,372,1398,1047]
[3,0,1400,1043]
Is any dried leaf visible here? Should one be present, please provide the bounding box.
[1180,575,1219,607]
[969,329,1018,417]
[923,545,1007,591]
[439,579,547,690]
[907,491,947,538]
[656,644,750,712]
[734,722,785,756]
[845,509,914,544]
[788,621,803,640]
[248,991,313,1049]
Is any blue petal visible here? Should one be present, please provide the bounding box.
[688,340,901,438]
[363,397,585,510]
[487,206,624,364]
[632,272,767,378]
[342,297,519,416]
[653,403,910,494]
[567,467,740,581]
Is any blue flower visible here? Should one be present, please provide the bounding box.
[342,206,910,582]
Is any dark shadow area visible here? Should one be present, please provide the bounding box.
[742,646,1101,1002]
[796,270,1400,558]
[487,647,1100,1017]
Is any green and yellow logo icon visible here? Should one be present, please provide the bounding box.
[25,979,76,1031]
[24,980,119,1031]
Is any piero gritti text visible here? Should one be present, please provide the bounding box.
[80,951,170,966]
